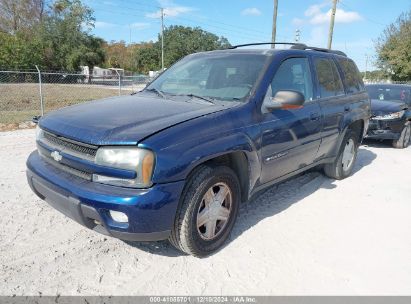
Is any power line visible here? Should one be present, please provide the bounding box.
[339,0,386,26]
[91,0,289,44]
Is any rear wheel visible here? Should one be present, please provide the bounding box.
[324,129,359,180]
[392,122,411,149]
[169,165,240,257]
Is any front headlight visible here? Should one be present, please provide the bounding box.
[93,147,155,188]
[373,110,405,120]
[36,125,44,141]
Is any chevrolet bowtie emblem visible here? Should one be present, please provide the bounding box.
[51,151,62,162]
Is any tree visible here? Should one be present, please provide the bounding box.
[161,25,231,68]
[376,10,411,81]
[131,25,231,73]
[0,31,43,68]
[33,0,105,71]
[135,43,160,73]
[0,0,46,34]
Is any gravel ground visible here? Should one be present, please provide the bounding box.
[1,129,410,296]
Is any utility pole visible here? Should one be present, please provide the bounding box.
[271,0,278,49]
[294,29,301,42]
[327,0,338,49]
[160,7,164,71]
[365,54,369,80]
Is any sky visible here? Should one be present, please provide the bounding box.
[83,0,411,71]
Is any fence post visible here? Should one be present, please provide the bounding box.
[114,70,121,96]
[35,65,44,116]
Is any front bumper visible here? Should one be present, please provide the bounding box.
[365,118,405,140]
[26,151,185,241]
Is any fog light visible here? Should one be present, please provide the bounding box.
[109,210,128,223]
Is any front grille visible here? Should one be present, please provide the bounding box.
[43,155,92,180]
[41,131,98,160]
[38,130,97,180]
[38,145,92,180]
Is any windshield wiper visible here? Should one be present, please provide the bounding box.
[145,88,166,99]
[183,94,216,105]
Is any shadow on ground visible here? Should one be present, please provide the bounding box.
[362,138,395,149]
[124,147,377,257]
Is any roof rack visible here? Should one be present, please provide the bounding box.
[229,42,347,57]
[290,44,347,57]
[229,42,307,49]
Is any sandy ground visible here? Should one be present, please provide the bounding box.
[0,129,410,296]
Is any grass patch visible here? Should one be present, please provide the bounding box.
[0,83,119,124]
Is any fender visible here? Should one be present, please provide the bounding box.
[405,109,411,121]
[328,96,369,157]
[146,131,261,190]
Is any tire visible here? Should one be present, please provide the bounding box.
[392,122,411,149]
[324,129,359,180]
[169,165,241,257]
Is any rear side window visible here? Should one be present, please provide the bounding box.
[314,57,345,98]
[338,58,364,94]
[271,57,313,101]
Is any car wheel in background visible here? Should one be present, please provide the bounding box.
[169,165,240,257]
[324,129,359,180]
[392,122,411,149]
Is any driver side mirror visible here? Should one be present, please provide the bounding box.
[265,90,305,111]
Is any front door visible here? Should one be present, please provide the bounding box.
[260,56,322,184]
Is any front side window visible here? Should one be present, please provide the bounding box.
[338,58,364,94]
[146,54,268,102]
[270,57,313,101]
[314,57,345,98]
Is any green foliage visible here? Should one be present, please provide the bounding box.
[135,43,161,73]
[376,10,411,81]
[0,1,229,74]
[133,25,231,73]
[0,32,43,69]
[161,25,231,67]
[0,0,105,71]
[359,70,388,81]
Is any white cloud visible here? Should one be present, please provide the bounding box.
[305,26,328,47]
[129,22,150,30]
[146,6,193,18]
[241,7,262,16]
[94,21,116,29]
[292,17,304,27]
[304,4,362,25]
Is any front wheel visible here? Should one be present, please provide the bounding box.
[392,123,411,149]
[169,165,240,257]
[324,129,359,180]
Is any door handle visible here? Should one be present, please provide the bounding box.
[310,112,320,121]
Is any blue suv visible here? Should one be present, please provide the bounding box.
[27,43,370,257]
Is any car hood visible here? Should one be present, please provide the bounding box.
[39,94,228,145]
[370,99,408,116]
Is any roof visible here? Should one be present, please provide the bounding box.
[195,48,349,59]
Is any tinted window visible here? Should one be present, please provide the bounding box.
[338,58,364,94]
[314,58,345,98]
[147,54,268,102]
[271,57,313,101]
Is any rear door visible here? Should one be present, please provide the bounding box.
[312,55,348,159]
[259,56,322,184]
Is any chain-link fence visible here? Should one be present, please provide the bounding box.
[0,69,152,128]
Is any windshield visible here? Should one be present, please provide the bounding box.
[366,86,411,103]
[146,53,268,102]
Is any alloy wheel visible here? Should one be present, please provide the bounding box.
[341,138,355,172]
[197,182,232,240]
